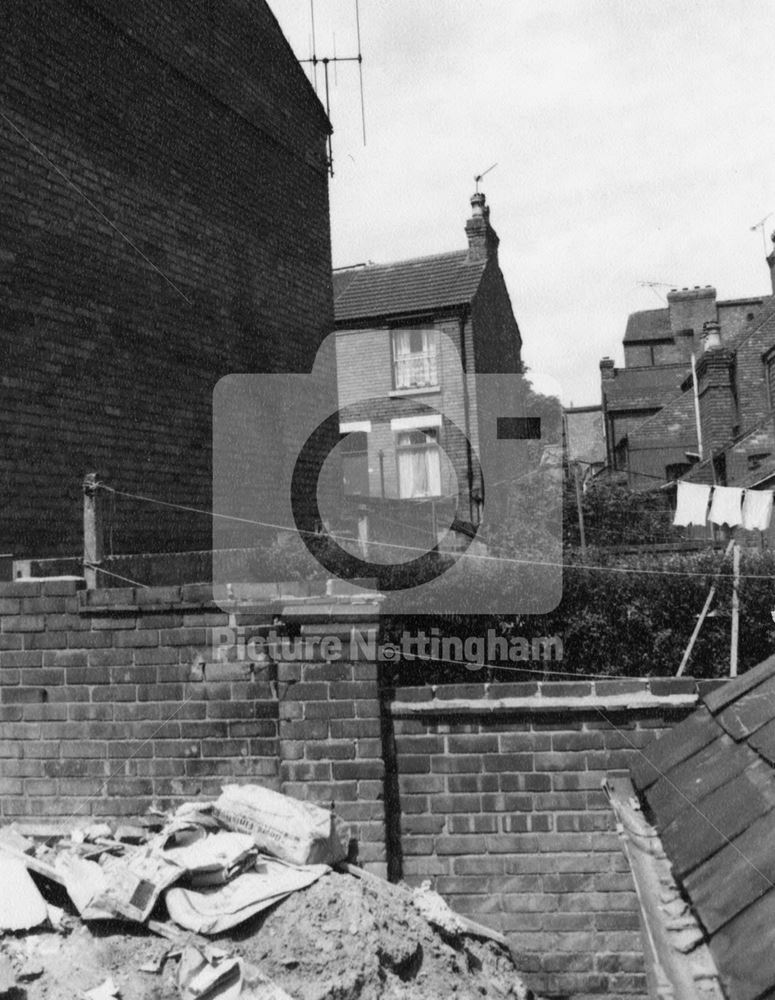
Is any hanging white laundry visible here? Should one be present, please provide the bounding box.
[673,482,711,526]
[708,486,744,527]
[741,489,774,532]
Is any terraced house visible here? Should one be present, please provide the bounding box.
[332,192,524,551]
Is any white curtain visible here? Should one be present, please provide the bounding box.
[397,432,441,497]
[393,330,438,388]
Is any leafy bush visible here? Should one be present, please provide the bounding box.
[383,546,775,682]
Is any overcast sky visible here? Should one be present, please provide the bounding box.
[270,0,775,406]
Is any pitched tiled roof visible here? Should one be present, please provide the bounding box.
[631,655,775,1000]
[602,364,689,411]
[333,251,488,323]
[623,308,672,343]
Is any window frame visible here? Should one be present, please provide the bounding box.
[391,328,440,391]
[395,425,442,499]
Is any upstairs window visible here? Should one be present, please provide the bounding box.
[392,329,438,389]
[397,428,441,498]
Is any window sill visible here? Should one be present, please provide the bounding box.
[390,386,441,398]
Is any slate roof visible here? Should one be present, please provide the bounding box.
[622,298,769,346]
[333,251,488,323]
[631,654,775,1000]
[602,364,689,411]
[623,308,672,344]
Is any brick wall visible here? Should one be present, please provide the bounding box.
[385,679,702,999]
[1,0,334,559]
[469,259,523,375]
[0,579,708,998]
[627,390,697,484]
[0,578,281,818]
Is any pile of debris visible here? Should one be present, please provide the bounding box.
[0,784,532,1000]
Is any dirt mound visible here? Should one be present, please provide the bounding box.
[0,868,530,1000]
[234,870,526,1000]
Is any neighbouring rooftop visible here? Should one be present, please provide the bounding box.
[333,251,489,323]
[630,653,775,1000]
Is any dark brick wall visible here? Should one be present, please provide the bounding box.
[0,0,334,559]
[469,259,523,376]
[0,579,280,816]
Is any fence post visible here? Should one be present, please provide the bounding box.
[83,472,104,589]
[677,537,734,676]
[357,505,370,560]
[730,542,740,677]
[573,462,587,557]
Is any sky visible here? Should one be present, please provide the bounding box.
[270,0,775,406]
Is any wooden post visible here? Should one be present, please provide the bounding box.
[83,472,104,589]
[357,506,369,561]
[730,542,740,677]
[573,463,587,558]
[677,537,735,676]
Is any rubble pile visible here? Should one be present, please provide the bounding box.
[0,785,532,1000]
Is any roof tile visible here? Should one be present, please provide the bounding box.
[660,769,772,878]
[630,705,720,791]
[710,890,775,1000]
[683,813,775,937]
[715,672,775,741]
[644,736,757,830]
[703,653,775,714]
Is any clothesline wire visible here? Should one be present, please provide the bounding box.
[97,484,775,582]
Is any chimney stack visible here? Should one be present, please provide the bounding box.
[694,329,734,460]
[667,286,717,354]
[465,192,499,261]
[599,357,615,380]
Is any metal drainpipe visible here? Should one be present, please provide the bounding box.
[458,308,476,523]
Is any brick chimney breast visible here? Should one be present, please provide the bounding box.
[667,286,717,350]
[694,336,734,457]
[465,191,499,261]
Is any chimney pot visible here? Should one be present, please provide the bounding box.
[465,191,499,261]
[702,320,722,352]
[470,191,487,218]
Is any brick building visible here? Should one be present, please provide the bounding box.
[680,239,775,496]
[332,192,524,551]
[1,1,334,560]
[600,284,770,487]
